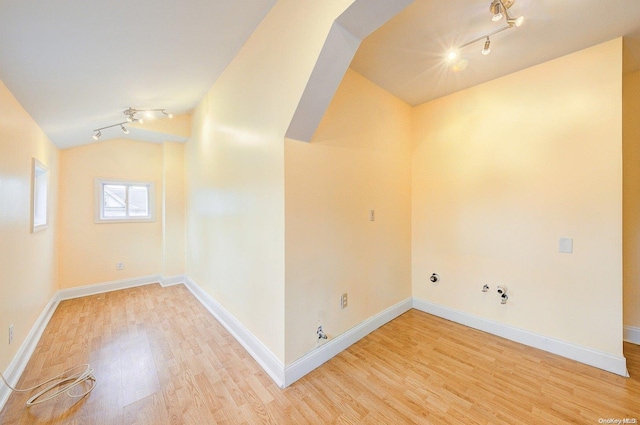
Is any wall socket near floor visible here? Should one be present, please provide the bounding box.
[340,293,348,309]
[116,262,124,270]
[9,324,14,345]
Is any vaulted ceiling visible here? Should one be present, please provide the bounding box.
[2,0,640,149]
[351,0,640,106]
[0,0,276,149]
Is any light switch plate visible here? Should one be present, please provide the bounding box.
[559,237,573,253]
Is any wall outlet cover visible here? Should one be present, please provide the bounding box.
[559,237,573,253]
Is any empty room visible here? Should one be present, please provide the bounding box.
[1,0,640,423]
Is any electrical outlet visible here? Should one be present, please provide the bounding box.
[116,262,124,270]
[369,209,375,221]
[341,293,348,309]
[9,324,14,345]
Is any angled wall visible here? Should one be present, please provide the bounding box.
[284,68,413,363]
[185,0,360,364]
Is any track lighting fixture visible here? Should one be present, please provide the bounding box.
[91,106,173,140]
[492,0,523,29]
[92,121,131,140]
[490,0,504,21]
[507,15,524,27]
[446,0,523,63]
[123,107,173,123]
[482,37,491,55]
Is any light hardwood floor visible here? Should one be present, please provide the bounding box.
[1,284,639,424]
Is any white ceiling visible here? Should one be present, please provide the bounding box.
[1,0,640,149]
[0,0,275,149]
[351,0,640,106]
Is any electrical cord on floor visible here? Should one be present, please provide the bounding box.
[0,364,96,406]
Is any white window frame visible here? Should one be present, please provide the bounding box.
[31,158,49,232]
[94,178,156,223]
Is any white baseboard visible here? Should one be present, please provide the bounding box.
[284,297,413,387]
[413,297,629,377]
[625,326,640,345]
[182,277,286,388]
[182,278,413,388]
[161,275,187,287]
[57,274,163,301]
[12,275,628,412]
[1,295,59,410]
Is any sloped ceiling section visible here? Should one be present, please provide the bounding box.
[0,0,276,149]
[350,0,640,107]
[285,0,414,143]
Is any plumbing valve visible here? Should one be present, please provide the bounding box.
[317,326,327,340]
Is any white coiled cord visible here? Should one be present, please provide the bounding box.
[0,364,96,406]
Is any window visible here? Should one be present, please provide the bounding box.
[31,158,49,232]
[94,179,156,223]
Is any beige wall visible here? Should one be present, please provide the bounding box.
[412,39,624,356]
[162,142,186,277]
[185,0,356,363]
[284,69,412,362]
[58,139,165,288]
[0,81,59,371]
[624,70,640,328]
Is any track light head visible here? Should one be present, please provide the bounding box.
[490,0,503,21]
[482,37,491,55]
[491,0,516,22]
[508,15,524,27]
[120,125,129,134]
[93,130,101,141]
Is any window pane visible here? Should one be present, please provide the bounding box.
[103,184,127,217]
[128,185,149,217]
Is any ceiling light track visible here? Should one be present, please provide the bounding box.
[92,120,138,140]
[92,107,173,140]
[448,0,523,61]
[123,107,173,123]
[459,23,514,50]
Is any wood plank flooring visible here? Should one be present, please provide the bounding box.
[1,284,639,424]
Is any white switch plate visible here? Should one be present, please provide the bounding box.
[559,237,573,253]
[341,293,348,309]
